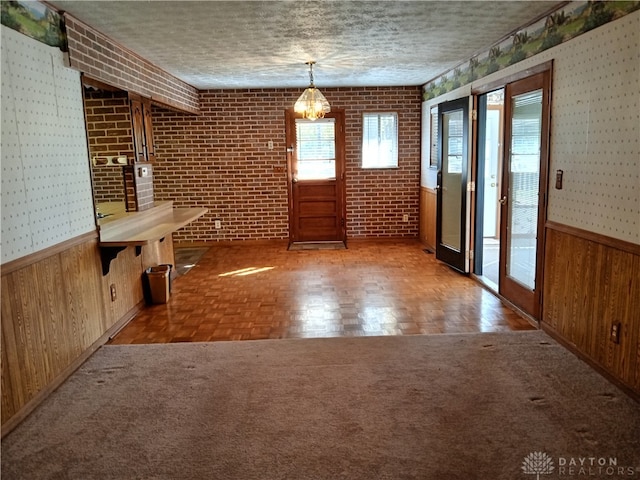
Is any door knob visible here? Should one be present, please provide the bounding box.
[292,177,298,183]
[499,196,507,205]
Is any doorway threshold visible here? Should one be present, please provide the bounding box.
[288,241,346,251]
[473,274,499,295]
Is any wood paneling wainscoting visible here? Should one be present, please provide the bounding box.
[419,186,437,252]
[1,232,175,435]
[542,222,640,397]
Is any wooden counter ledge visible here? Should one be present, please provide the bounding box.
[97,202,207,274]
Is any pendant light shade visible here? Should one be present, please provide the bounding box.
[294,61,330,121]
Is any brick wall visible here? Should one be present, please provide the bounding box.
[135,163,154,211]
[91,165,125,205]
[336,87,422,238]
[123,164,154,212]
[65,14,199,114]
[122,166,137,212]
[152,86,421,243]
[84,89,132,205]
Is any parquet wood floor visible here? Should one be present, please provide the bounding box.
[110,239,535,344]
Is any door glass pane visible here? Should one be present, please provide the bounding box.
[296,118,336,180]
[506,89,542,290]
[480,89,504,288]
[441,109,464,251]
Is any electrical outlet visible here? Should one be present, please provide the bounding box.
[610,322,621,344]
[110,284,117,302]
[403,214,409,222]
[215,220,221,229]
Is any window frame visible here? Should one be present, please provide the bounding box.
[361,112,399,169]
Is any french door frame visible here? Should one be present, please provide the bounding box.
[499,70,551,318]
[435,97,470,273]
[471,61,553,319]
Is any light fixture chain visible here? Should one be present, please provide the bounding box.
[308,62,315,87]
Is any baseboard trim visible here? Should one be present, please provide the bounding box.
[173,239,289,249]
[541,323,640,403]
[174,237,421,249]
[346,236,420,244]
[0,300,144,438]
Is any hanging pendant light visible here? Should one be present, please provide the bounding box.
[294,61,330,121]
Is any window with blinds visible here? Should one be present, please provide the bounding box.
[296,118,336,180]
[446,112,464,174]
[510,89,542,226]
[362,112,398,168]
[430,107,438,167]
[506,89,543,289]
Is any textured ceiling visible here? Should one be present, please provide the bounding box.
[50,1,561,90]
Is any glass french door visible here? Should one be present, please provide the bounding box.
[474,89,505,289]
[499,71,550,318]
[436,98,469,272]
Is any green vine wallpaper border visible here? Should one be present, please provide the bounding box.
[423,1,640,101]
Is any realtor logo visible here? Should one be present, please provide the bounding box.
[523,451,555,479]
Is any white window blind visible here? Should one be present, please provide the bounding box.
[362,113,398,168]
[295,118,336,180]
[430,107,438,167]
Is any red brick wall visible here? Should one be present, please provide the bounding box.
[85,89,155,211]
[123,164,154,212]
[122,166,137,212]
[84,89,132,204]
[65,14,199,114]
[153,87,421,243]
[135,163,155,211]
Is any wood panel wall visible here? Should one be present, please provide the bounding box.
[542,223,640,396]
[1,233,175,433]
[419,187,437,252]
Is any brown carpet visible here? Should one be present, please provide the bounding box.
[2,331,639,479]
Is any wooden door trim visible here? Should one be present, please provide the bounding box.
[285,108,346,244]
[471,60,554,96]
[285,109,295,244]
[469,95,479,272]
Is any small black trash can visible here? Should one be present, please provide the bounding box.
[143,264,172,304]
